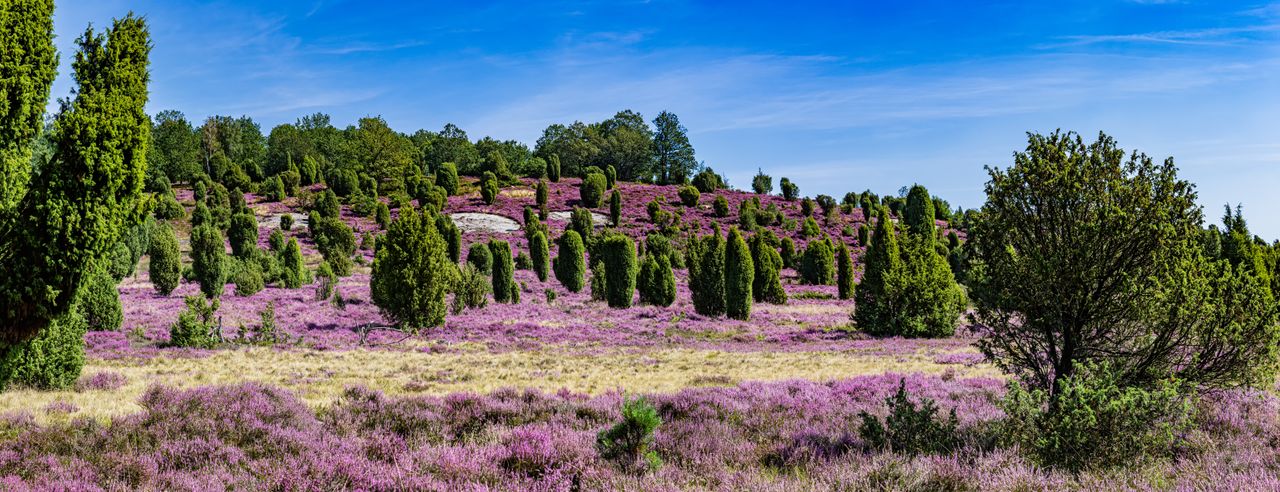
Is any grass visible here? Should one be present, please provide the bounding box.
[0,345,997,423]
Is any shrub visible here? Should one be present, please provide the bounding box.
[737,200,757,230]
[435,214,462,264]
[637,254,677,307]
[597,396,663,474]
[858,380,960,456]
[580,172,606,208]
[856,206,966,338]
[228,212,258,259]
[604,165,617,189]
[262,175,285,202]
[751,169,772,195]
[799,239,835,285]
[780,237,796,269]
[312,216,356,277]
[375,201,390,230]
[149,224,181,295]
[169,295,220,348]
[590,260,608,302]
[0,307,87,390]
[569,207,594,244]
[329,169,360,197]
[190,225,227,298]
[467,243,492,275]
[554,231,587,292]
[1000,364,1193,471]
[858,223,869,246]
[154,192,185,220]
[529,230,550,282]
[279,213,294,231]
[836,241,855,300]
[677,185,700,207]
[691,168,724,193]
[436,162,459,196]
[107,242,133,280]
[780,177,799,201]
[77,263,121,331]
[750,234,787,304]
[713,195,729,217]
[480,171,499,205]
[490,240,516,303]
[371,208,454,331]
[723,227,754,320]
[609,190,622,226]
[815,194,838,217]
[312,189,340,219]
[601,234,638,308]
[535,179,549,218]
[451,263,490,314]
[278,238,308,289]
[514,251,532,270]
[190,201,212,228]
[233,259,265,296]
[280,169,300,196]
[687,227,726,316]
[315,261,336,301]
[904,184,936,237]
[547,154,562,182]
[800,198,815,218]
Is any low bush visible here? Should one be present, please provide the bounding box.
[858,380,960,456]
[169,295,221,349]
[677,186,700,207]
[451,264,490,314]
[597,396,663,474]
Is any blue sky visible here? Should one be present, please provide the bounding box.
[54,1,1280,238]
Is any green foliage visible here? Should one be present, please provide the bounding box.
[374,201,390,230]
[535,179,549,218]
[652,111,697,185]
[233,258,265,296]
[371,208,453,331]
[279,213,294,232]
[315,261,336,301]
[609,190,622,226]
[569,207,595,245]
[154,191,185,220]
[328,169,360,197]
[514,251,532,270]
[971,131,1279,393]
[600,234,638,308]
[835,241,855,300]
[547,154,561,182]
[0,11,152,343]
[436,162,459,196]
[687,227,726,316]
[1000,363,1192,471]
[904,184,936,238]
[554,230,587,293]
[78,263,122,331]
[190,225,227,298]
[691,168,725,193]
[312,216,356,277]
[313,189,340,219]
[0,307,86,390]
[800,198,815,217]
[750,234,787,304]
[677,186,700,207]
[723,227,754,320]
[529,230,550,282]
[815,194,837,217]
[856,207,965,338]
[858,380,960,456]
[597,396,663,474]
[467,243,492,275]
[108,242,134,280]
[228,212,259,259]
[799,239,835,285]
[580,172,607,208]
[278,238,307,289]
[737,199,757,230]
[168,295,220,348]
[801,216,820,238]
[857,223,869,247]
[590,260,608,302]
[450,264,489,315]
[149,223,181,295]
[604,165,617,189]
[637,253,677,307]
[262,175,286,202]
[780,237,796,270]
[489,240,516,304]
[751,169,772,195]
[712,195,729,217]
[480,171,499,205]
[780,177,799,201]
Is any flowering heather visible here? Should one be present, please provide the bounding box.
[0,376,1276,490]
[74,371,129,392]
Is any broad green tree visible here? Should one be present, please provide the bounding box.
[651,111,697,185]
[371,208,453,331]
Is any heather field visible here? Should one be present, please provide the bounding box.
[2,178,1280,491]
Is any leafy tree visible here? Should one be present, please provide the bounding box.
[750,233,787,304]
[580,172,607,208]
[371,208,453,331]
[751,169,773,195]
[554,230,587,292]
[190,225,227,298]
[687,226,726,316]
[724,227,754,320]
[1,10,150,350]
[149,110,201,182]
[651,111,697,185]
[529,229,550,282]
[596,110,654,181]
[836,241,855,300]
[424,123,480,175]
[780,177,799,201]
[547,154,562,182]
[970,131,1279,395]
[600,234,638,308]
[349,116,414,186]
[149,223,181,295]
[489,240,516,303]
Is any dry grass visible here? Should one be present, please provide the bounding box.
[0,346,996,422]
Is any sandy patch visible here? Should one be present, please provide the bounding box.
[547,210,608,227]
[260,212,309,230]
[450,212,521,233]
